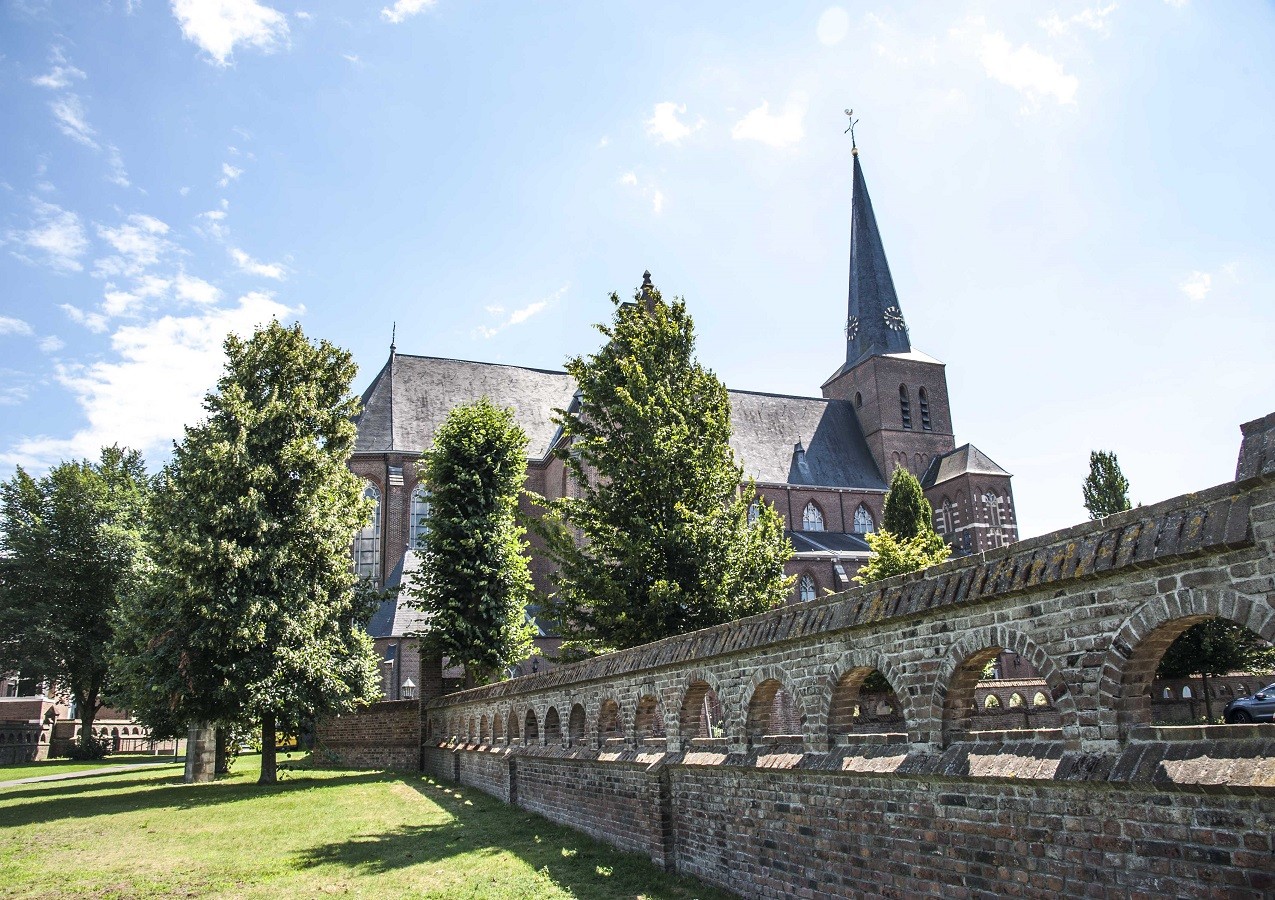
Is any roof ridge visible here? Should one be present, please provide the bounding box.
[727,387,829,403]
[390,352,569,377]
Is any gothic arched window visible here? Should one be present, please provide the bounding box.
[802,501,824,532]
[918,387,932,432]
[983,492,1004,547]
[853,504,874,534]
[410,486,431,549]
[899,385,912,430]
[798,575,816,602]
[353,481,381,581]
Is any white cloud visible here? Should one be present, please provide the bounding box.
[7,199,89,272]
[170,0,290,66]
[39,335,65,353]
[4,292,297,470]
[618,172,665,214]
[32,48,86,90]
[619,171,638,186]
[94,214,174,277]
[0,317,35,337]
[61,304,110,333]
[342,52,360,64]
[731,92,808,148]
[197,203,230,240]
[106,146,130,188]
[650,190,665,214]
[473,286,566,339]
[295,10,312,20]
[1040,4,1118,37]
[381,0,435,24]
[50,95,98,148]
[174,272,221,305]
[645,102,703,145]
[218,162,244,187]
[979,32,1078,106]
[1180,271,1211,302]
[229,247,286,279]
[0,387,29,407]
[817,7,850,46]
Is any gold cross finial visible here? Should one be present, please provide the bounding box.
[844,108,859,154]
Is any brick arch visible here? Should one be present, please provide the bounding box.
[820,649,918,746]
[594,696,623,745]
[1099,587,1275,738]
[567,703,587,747]
[743,665,809,747]
[677,669,728,745]
[929,625,1078,746]
[630,682,666,744]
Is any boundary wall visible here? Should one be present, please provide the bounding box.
[318,412,1275,898]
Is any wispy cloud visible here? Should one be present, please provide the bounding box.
[106,146,130,188]
[1180,270,1211,302]
[382,0,435,24]
[218,162,244,187]
[731,92,808,148]
[0,317,35,337]
[94,214,174,279]
[170,0,290,66]
[645,102,703,145]
[229,247,286,279]
[6,198,89,273]
[1040,3,1118,37]
[473,285,566,339]
[816,7,850,46]
[51,95,98,148]
[4,292,297,470]
[31,47,86,90]
[977,31,1078,107]
[618,172,665,214]
[39,335,65,353]
[61,304,110,333]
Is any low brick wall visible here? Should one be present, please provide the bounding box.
[0,723,46,764]
[423,732,1275,899]
[315,700,420,770]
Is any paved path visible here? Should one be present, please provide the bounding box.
[0,760,182,789]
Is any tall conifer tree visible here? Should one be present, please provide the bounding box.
[1082,450,1132,519]
[112,321,379,783]
[407,399,535,684]
[539,282,792,654]
[855,467,950,585]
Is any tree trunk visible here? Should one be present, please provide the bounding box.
[215,727,229,775]
[75,688,98,750]
[1201,672,1214,722]
[259,714,277,785]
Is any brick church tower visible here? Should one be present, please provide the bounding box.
[821,147,1017,553]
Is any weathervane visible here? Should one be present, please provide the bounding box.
[844,108,859,152]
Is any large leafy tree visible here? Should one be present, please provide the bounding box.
[539,284,792,654]
[407,399,536,684]
[111,321,379,784]
[855,467,949,585]
[1157,619,1275,721]
[1082,450,1132,520]
[0,447,149,752]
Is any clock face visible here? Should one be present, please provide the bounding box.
[844,316,859,340]
[883,306,907,331]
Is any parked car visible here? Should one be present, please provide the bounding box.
[1222,683,1275,723]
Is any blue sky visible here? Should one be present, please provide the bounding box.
[1,0,1272,539]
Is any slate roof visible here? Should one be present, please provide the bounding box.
[835,151,912,377]
[787,530,872,555]
[920,443,1012,490]
[354,353,887,489]
[366,551,431,637]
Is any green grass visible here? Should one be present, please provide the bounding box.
[0,753,183,783]
[0,754,735,899]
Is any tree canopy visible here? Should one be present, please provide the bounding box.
[1157,618,1275,720]
[855,467,949,585]
[111,320,379,783]
[0,447,149,753]
[407,398,536,683]
[538,284,792,654]
[1082,450,1132,520]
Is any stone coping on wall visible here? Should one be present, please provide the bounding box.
[426,736,1275,792]
[430,475,1263,710]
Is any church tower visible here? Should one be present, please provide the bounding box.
[822,147,956,481]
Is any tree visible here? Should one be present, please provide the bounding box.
[111,321,380,784]
[0,447,149,754]
[855,467,949,585]
[1157,619,1275,721]
[407,399,536,684]
[539,284,792,654]
[1082,450,1132,520]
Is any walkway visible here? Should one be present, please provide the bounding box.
[0,760,181,789]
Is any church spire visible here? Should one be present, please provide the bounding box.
[844,149,911,369]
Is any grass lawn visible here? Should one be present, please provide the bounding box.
[0,754,735,899]
[0,753,184,783]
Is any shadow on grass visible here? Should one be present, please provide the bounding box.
[294,775,737,900]
[0,769,397,830]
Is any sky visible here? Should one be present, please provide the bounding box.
[0,0,1272,540]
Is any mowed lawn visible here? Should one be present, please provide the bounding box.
[0,753,183,784]
[0,754,734,899]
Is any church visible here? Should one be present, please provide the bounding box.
[348,149,1019,696]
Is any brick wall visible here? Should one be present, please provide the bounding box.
[314,700,419,770]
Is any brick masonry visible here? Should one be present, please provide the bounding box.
[317,413,1275,898]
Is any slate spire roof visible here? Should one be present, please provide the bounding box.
[843,150,912,369]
